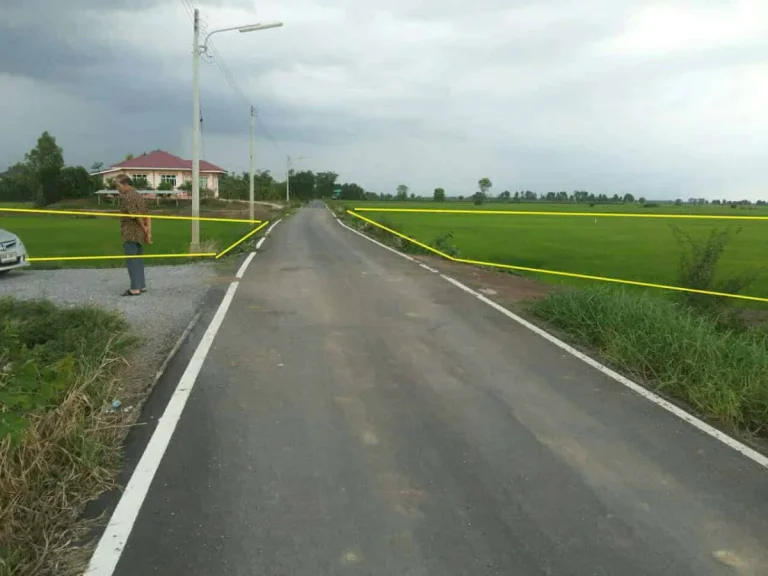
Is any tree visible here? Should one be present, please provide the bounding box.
[255,170,275,199]
[498,190,511,201]
[339,182,365,200]
[25,131,64,206]
[315,171,339,198]
[623,193,635,203]
[124,153,135,161]
[638,197,646,204]
[478,177,492,197]
[473,192,485,205]
[58,166,94,198]
[433,187,446,202]
[0,163,36,202]
[513,191,520,202]
[218,172,245,200]
[396,184,409,201]
[290,170,316,201]
[90,161,104,172]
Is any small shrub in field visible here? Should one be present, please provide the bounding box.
[351,214,460,258]
[671,226,761,313]
[533,286,768,434]
[431,231,460,258]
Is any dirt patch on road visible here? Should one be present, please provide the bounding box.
[413,255,555,309]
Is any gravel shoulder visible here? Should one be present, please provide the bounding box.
[0,263,217,371]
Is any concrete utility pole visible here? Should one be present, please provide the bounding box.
[286,155,291,205]
[191,11,283,248]
[249,106,255,223]
[191,8,201,250]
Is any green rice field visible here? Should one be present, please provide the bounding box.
[0,209,254,269]
[340,201,768,303]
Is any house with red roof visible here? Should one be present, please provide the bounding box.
[94,150,227,198]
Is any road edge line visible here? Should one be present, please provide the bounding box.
[332,210,768,470]
[331,209,416,262]
[84,222,281,575]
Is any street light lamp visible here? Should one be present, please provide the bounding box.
[191,9,283,249]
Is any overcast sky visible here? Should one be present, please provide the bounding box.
[1,0,767,199]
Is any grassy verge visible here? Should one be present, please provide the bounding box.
[0,298,136,575]
[531,286,768,436]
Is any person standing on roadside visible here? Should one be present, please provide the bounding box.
[115,174,152,296]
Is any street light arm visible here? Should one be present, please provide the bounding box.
[201,21,283,52]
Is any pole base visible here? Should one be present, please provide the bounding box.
[189,242,202,253]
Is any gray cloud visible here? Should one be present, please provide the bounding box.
[1,0,767,199]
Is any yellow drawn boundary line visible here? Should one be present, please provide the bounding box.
[0,206,262,224]
[347,210,768,304]
[352,207,768,221]
[28,253,217,263]
[1,207,268,263]
[216,221,269,259]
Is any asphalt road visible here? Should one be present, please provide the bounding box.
[113,205,768,576]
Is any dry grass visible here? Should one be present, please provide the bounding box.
[0,299,136,576]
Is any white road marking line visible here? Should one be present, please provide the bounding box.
[335,215,417,262]
[236,253,256,278]
[333,213,768,469]
[239,219,281,277]
[266,218,283,235]
[85,227,277,574]
[419,263,439,273]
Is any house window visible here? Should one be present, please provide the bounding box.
[199,177,208,189]
[132,174,149,187]
[160,174,176,187]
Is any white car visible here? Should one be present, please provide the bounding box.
[0,228,30,274]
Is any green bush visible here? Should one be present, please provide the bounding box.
[672,226,761,313]
[533,286,768,434]
[431,231,460,257]
[0,298,131,442]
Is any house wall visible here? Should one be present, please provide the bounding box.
[100,169,221,198]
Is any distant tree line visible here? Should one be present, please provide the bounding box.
[3,133,766,208]
[216,170,375,202]
[0,132,101,206]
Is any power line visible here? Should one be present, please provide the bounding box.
[255,114,283,154]
[182,0,286,163]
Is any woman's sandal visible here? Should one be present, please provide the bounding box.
[121,290,142,297]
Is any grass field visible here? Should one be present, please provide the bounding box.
[0,205,258,269]
[340,201,768,302]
